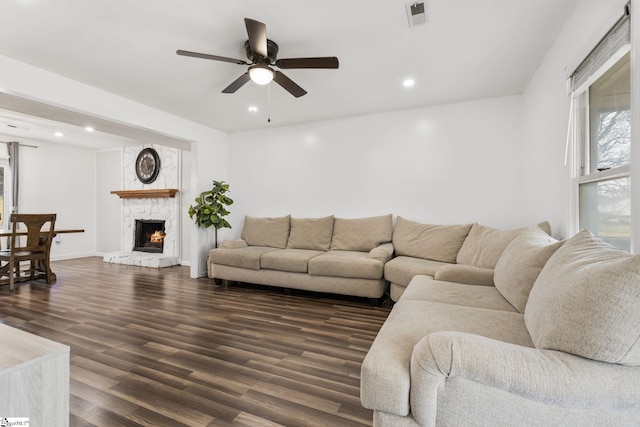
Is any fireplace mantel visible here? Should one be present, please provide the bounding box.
[111,189,178,199]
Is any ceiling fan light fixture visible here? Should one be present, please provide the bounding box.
[249,65,274,85]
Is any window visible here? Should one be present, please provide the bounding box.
[570,11,631,251]
[579,176,630,250]
[577,52,631,251]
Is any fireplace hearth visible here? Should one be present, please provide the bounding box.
[134,219,166,253]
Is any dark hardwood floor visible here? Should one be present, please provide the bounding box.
[0,257,391,426]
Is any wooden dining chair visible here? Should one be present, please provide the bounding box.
[0,213,57,290]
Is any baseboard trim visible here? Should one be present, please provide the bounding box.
[51,252,98,262]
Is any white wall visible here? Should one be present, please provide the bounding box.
[180,149,191,265]
[96,148,122,254]
[227,95,530,237]
[521,0,631,238]
[189,135,229,277]
[17,139,96,260]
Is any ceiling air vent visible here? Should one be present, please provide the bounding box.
[406,2,428,27]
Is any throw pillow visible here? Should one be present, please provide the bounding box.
[287,216,334,251]
[525,230,640,366]
[392,217,472,263]
[330,214,393,252]
[456,221,551,269]
[240,215,291,249]
[493,226,564,313]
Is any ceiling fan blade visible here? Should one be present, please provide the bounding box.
[222,73,251,93]
[244,18,268,57]
[177,49,248,65]
[273,71,307,97]
[275,57,339,69]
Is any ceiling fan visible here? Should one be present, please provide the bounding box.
[177,18,339,98]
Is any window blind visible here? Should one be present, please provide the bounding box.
[571,7,630,93]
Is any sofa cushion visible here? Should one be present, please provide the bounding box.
[384,256,449,287]
[260,249,324,273]
[208,246,280,270]
[525,230,640,366]
[241,215,291,249]
[286,216,334,251]
[218,239,248,249]
[392,217,472,263]
[401,275,517,312]
[494,226,564,313]
[433,264,495,286]
[308,250,384,280]
[456,221,551,269]
[330,214,392,252]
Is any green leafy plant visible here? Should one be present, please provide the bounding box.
[188,180,233,247]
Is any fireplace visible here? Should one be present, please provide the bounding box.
[134,219,166,253]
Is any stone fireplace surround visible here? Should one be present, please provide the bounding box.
[103,145,181,268]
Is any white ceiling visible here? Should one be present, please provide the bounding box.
[0,0,578,147]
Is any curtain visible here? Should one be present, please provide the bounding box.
[7,141,18,215]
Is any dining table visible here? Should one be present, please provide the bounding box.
[0,228,85,284]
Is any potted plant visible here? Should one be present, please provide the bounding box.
[188,180,234,248]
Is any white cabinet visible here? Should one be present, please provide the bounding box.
[0,324,69,426]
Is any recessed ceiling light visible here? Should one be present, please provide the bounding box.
[248,106,258,113]
[85,126,94,132]
[403,78,416,88]
[54,131,63,137]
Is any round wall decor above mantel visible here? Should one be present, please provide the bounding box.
[135,147,161,184]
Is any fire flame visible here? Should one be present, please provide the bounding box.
[150,230,166,243]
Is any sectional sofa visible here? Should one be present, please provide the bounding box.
[209,214,640,425]
[361,227,640,426]
[208,214,550,303]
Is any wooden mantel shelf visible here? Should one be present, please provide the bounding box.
[111,189,178,199]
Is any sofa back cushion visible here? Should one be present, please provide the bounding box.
[525,230,640,366]
[241,215,291,249]
[286,216,334,251]
[392,217,472,263]
[494,226,563,313]
[456,221,551,269]
[331,214,393,252]
[433,264,495,286]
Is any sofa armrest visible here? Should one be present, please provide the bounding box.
[368,242,394,263]
[218,239,248,249]
[433,264,494,286]
[410,331,640,426]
